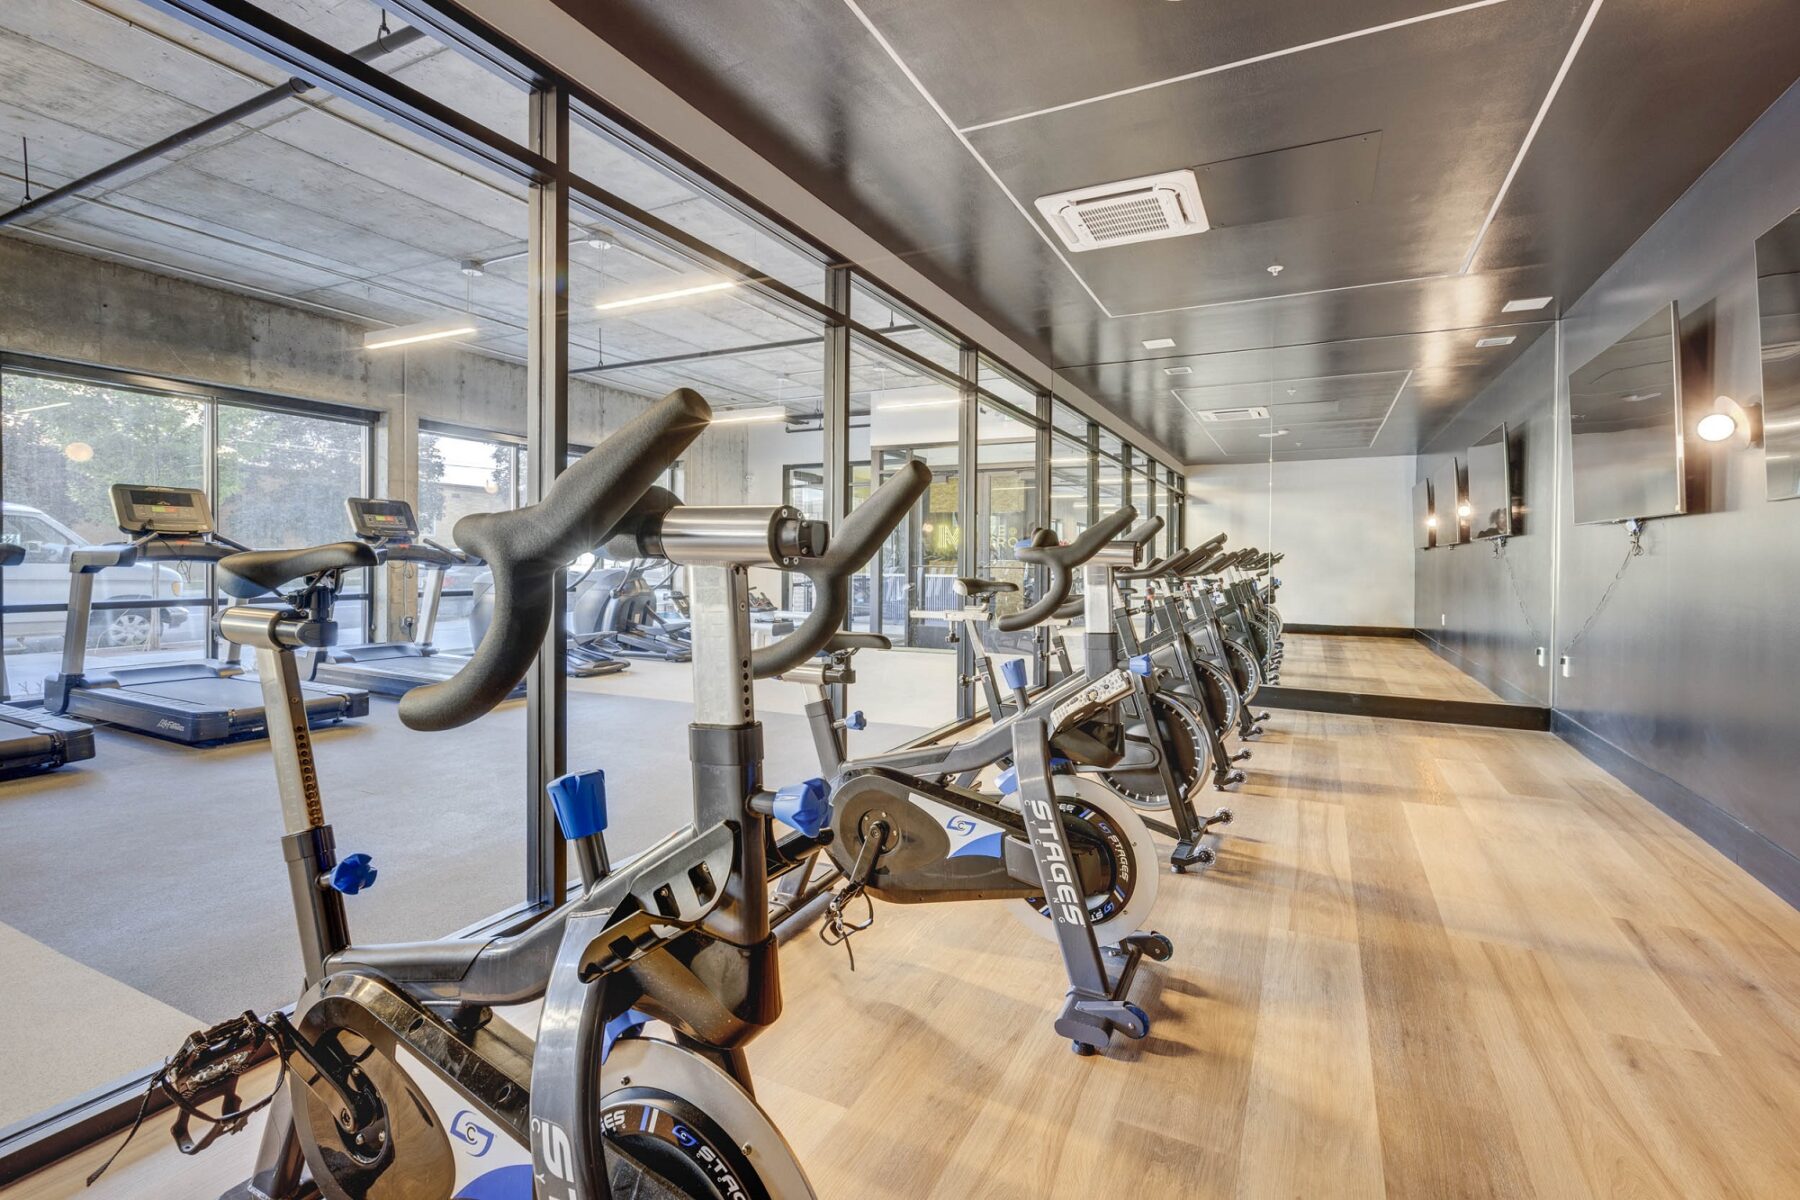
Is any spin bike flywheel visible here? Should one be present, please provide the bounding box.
[1190,656,1240,736]
[601,1037,816,1199]
[288,1019,457,1200]
[1011,775,1160,945]
[1096,691,1209,811]
[1223,637,1262,702]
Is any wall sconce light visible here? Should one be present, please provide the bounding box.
[1695,395,1763,447]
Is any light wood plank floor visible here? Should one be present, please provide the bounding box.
[1279,632,1510,703]
[14,712,1799,1199]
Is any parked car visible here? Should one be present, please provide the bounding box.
[1,502,191,648]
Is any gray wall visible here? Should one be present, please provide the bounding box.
[1415,330,1559,705]
[1190,455,1418,628]
[1420,79,1800,900]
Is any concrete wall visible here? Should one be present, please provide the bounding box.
[1187,455,1416,628]
[0,233,749,632]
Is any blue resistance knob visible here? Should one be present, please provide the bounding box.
[844,710,867,731]
[547,768,609,841]
[1128,654,1153,677]
[996,765,1019,795]
[1000,658,1029,691]
[772,778,831,837]
[326,853,377,895]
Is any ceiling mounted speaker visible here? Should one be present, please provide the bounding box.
[1034,169,1209,252]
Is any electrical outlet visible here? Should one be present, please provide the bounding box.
[1559,655,1572,678]
[1536,646,1546,667]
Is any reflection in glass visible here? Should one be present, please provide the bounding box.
[848,339,960,649]
[1568,305,1686,524]
[1,372,206,686]
[976,401,1040,617]
[1755,209,1800,501]
[1465,424,1515,539]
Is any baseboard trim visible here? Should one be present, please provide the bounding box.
[1552,712,1800,910]
[1413,630,1546,707]
[1258,685,1551,730]
[1284,623,1416,638]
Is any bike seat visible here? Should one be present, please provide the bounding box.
[823,631,892,654]
[218,542,379,598]
[954,576,1019,597]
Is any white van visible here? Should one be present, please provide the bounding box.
[1,502,191,648]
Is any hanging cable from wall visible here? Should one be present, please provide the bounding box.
[1560,519,1647,658]
[1490,537,1545,646]
[19,137,30,202]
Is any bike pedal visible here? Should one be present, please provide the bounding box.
[1231,750,1252,763]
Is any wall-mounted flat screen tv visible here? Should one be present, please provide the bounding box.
[1755,208,1800,502]
[1413,478,1435,549]
[1466,424,1514,539]
[1432,456,1467,545]
[1568,304,1685,524]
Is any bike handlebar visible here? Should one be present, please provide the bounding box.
[996,507,1136,633]
[398,389,710,731]
[752,459,933,677]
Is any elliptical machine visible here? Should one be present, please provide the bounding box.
[114,391,853,1200]
[570,558,694,662]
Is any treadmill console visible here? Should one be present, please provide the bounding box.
[110,485,214,535]
[346,497,419,542]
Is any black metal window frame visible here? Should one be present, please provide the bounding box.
[0,1,1187,1176]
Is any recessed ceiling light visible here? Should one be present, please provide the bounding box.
[1256,429,1290,439]
[1143,338,1176,350]
[1502,296,1553,312]
[597,280,737,311]
[1164,366,1192,376]
[712,407,790,425]
[364,319,480,350]
[1476,335,1517,348]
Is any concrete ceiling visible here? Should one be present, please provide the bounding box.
[0,0,960,423]
[547,0,1800,463]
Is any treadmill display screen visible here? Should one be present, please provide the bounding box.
[347,498,418,539]
[129,490,193,508]
[111,485,213,534]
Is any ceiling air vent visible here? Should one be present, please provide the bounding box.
[1035,169,1209,252]
[1195,407,1269,423]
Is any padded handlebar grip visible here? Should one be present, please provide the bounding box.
[399,389,711,731]
[996,506,1136,633]
[752,459,933,678]
[217,542,377,597]
[1124,516,1165,546]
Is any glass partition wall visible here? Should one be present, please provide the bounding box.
[0,0,1182,1139]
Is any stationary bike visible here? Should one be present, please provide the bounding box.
[774,504,1175,1054]
[111,390,843,1200]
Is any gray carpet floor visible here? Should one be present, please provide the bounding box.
[0,692,925,1019]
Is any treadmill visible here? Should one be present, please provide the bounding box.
[0,543,96,773]
[308,497,524,698]
[42,485,369,744]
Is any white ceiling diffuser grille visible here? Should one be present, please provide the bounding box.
[1195,406,1269,423]
[1035,169,1209,252]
